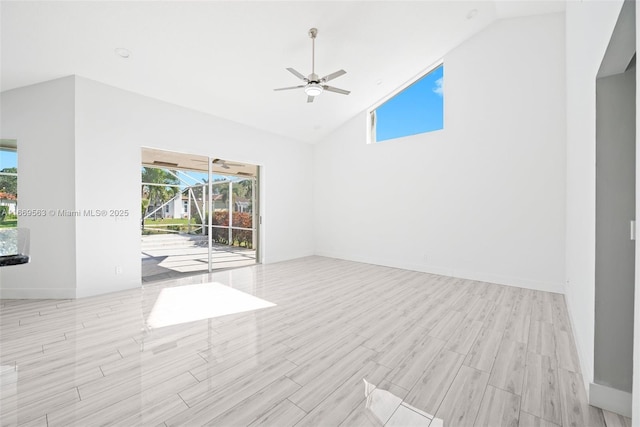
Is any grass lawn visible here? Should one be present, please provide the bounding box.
[0,220,17,228]
[143,218,192,225]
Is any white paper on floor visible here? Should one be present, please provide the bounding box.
[363,379,444,426]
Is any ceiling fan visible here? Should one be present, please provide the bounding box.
[274,28,350,103]
[212,158,244,169]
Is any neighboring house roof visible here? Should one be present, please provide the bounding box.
[184,194,224,201]
[0,192,17,201]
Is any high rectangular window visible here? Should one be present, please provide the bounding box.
[369,64,443,143]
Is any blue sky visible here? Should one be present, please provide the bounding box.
[375,65,444,142]
[0,150,17,170]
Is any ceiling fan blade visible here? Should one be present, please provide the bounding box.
[212,159,230,168]
[323,85,350,95]
[274,85,305,91]
[286,68,308,81]
[321,69,346,83]
[307,95,315,103]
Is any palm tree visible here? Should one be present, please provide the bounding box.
[141,167,180,218]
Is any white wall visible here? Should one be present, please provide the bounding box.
[314,13,566,293]
[564,0,624,392]
[73,77,314,297]
[0,76,314,298]
[0,77,77,298]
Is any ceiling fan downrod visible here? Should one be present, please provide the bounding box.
[309,28,317,79]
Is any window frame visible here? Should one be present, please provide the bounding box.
[0,141,18,228]
[366,60,444,144]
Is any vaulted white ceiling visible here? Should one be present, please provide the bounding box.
[1,1,565,143]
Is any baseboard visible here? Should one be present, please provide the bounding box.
[263,250,315,265]
[563,291,592,395]
[313,251,565,294]
[0,288,76,299]
[589,382,633,418]
[75,281,140,298]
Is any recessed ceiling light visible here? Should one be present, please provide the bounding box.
[114,48,131,59]
[466,9,478,19]
[375,79,383,85]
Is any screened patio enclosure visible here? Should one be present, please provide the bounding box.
[141,148,259,282]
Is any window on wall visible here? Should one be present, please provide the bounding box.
[0,140,18,229]
[369,63,444,143]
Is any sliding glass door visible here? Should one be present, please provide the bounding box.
[140,148,258,282]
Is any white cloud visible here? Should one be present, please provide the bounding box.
[433,77,443,96]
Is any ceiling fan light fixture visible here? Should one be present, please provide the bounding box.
[304,83,323,97]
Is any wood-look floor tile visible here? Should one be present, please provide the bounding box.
[48,371,196,427]
[248,399,307,427]
[504,312,531,344]
[512,289,535,316]
[0,256,603,426]
[288,345,376,412]
[117,394,189,427]
[206,375,301,426]
[473,385,520,427]
[557,368,606,427]
[555,328,581,373]
[403,349,465,415]
[445,318,483,355]
[4,387,80,426]
[484,305,512,332]
[488,338,526,396]
[386,404,432,426]
[550,294,572,333]
[0,366,102,409]
[466,298,495,322]
[374,322,431,369]
[191,343,290,383]
[531,292,554,323]
[428,310,466,340]
[339,405,385,427]
[295,361,390,426]
[519,411,561,427]
[521,352,561,425]
[167,359,297,426]
[496,287,521,309]
[362,315,419,353]
[6,414,48,427]
[528,320,556,357]
[385,335,445,391]
[602,409,632,427]
[464,327,503,372]
[79,352,203,401]
[435,365,489,426]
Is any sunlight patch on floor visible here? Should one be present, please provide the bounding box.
[146,282,275,328]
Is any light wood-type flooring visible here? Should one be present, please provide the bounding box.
[0,256,632,426]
